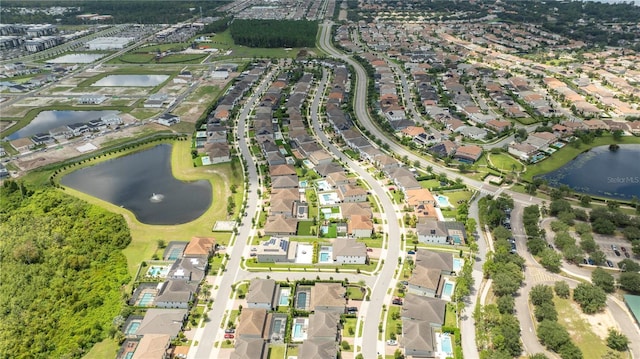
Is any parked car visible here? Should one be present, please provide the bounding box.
[587,258,595,265]
[606,260,614,268]
[392,298,403,305]
[621,246,627,252]
[611,244,618,251]
[224,333,235,339]
[347,307,358,313]
[386,339,397,346]
[407,250,416,255]
[225,329,235,334]
[582,258,588,265]
[367,248,373,252]
[624,251,631,258]
[614,250,621,257]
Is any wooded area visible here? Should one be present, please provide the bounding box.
[0,181,131,358]
[229,19,318,48]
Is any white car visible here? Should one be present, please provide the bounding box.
[386,339,397,346]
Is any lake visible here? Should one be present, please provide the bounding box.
[539,144,640,200]
[93,74,169,87]
[5,110,118,140]
[61,144,212,225]
[47,53,105,64]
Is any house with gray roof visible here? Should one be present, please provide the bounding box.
[155,280,198,309]
[402,320,435,358]
[135,309,187,339]
[298,338,338,359]
[167,257,207,283]
[310,283,346,313]
[401,294,445,328]
[246,279,278,310]
[306,310,341,341]
[332,238,367,265]
[231,337,267,359]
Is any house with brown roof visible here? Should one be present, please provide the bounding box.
[508,142,538,162]
[271,175,299,189]
[415,203,438,219]
[402,320,436,358]
[246,278,278,310]
[401,126,426,138]
[348,214,374,238]
[10,137,34,153]
[263,215,298,236]
[405,188,436,207]
[485,119,512,133]
[401,294,446,328]
[310,283,346,312]
[454,145,483,163]
[136,309,188,339]
[327,172,350,187]
[407,265,442,297]
[298,338,338,359]
[583,119,609,131]
[131,334,171,359]
[340,202,372,219]
[184,237,215,258]
[236,308,269,339]
[204,143,230,164]
[269,164,296,177]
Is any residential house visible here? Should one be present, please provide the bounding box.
[155,280,198,309]
[402,320,436,358]
[401,294,445,328]
[333,238,367,264]
[327,172,350,188]
[306,310,341,341]
[167,257,207,283]
[407,265,442,297]
[458,126,487,140]
[266,152,286,166]
[269,164,296,177]
[236,308,269,339]
[256,236,298,263]
[337,184,367,203]
[183,236,215,258]
[131,334,170,359]
[157,113,180,126]
[231,337,267,359]
[49,125,72,139]
[508,142,537,162]
[10,138,34,153]
[78,94,107,105]
[246,279,278,310]
[204,143,231,164]
[405,188,436,208]
[454,145,483,163]
[375,154,400,171]
[310,283,346,312]
[387,167,421,192]
[340,203,372,219]
[272,175,299,189]
[401,126,426,138]
[416,220,448,244]
[298,338,338,359]
[348,215,374,238]
[415,250,454,275]
[583,119,609,131]
[67,123,89,137]
[486,119,512,133]
[428,140,457,158]
[31,133,54,146]
[309,150,333,165]
[314,162,344,178]
[135,309,188,339]
[526,131,556,149]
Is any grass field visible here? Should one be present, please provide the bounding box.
[553,296,627,359]
[346,285,365,300]
[83,339,119,359]
[206,30,319,59]
[268,345,286,359]
[445,303,458,328]
[344,318,358,337]
[488,152,524,172]
[58,140,242,276]
[385,306,401,340]
[524,135,640,181]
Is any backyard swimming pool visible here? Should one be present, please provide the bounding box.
[316,180,332,192]
[296,292,308,309]
[318,192,340,206]
[147,265,170,277]
[299,180,308,188]
[292,318,308,341]
[318,246,333,263]
[436,195,452,208]
[453,258,462,272]
[279,288,291,306]
[442,281,455,298]
[441,334,453,354]
[125,322,140,335]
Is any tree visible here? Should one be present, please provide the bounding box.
[538,319,571,351]
[497,295,515,314]
[394,349,404,359]
[580,235,597,253]
[592,218,616,235]
[573,283,607,314]
[540,249,563,273]
[612,129,623,141]
[606,329,629,351]
[559,342,583,359]
[622,226,640,242]
[592,268,615,293]
[618,259,640,272]
[619,272,640,293]
[580,194,592,207]
[492,271,523,297]
[530,284,554,306]
[562,244,584,264]
[591,250,607,266]
[554,281,571,299]
[535,302,558,322]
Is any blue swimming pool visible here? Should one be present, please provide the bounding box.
[279,289,290,306]
[299,180,308,188]
[167,248,182,260]
[147,265,169,277]
[138,293,154,306]
[126,322,140,335]
[293,323,304,340]
[442,282,455,297]
[453,258,462,272]
[441,334,453,354]
[125,352,134,359]
[320,252,330,262]
[436,195,451,207]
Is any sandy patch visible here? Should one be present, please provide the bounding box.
[569,301,619,339]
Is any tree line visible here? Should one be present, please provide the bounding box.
[0,181,131,358]
[229,19,318,48]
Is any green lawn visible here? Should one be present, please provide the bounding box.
[385,306,402,340]
[346,285,365,300]
[82,339,119,359]
[552,296,627,359]
[420,179,441,189]
[488,152,524,172]
[524,135,640,181]
[268,345,286,359]
[445,303,458,328]
[206,29,318,59]
[357,237,383,248]
[343,318,358,337]
[297,221,316,236]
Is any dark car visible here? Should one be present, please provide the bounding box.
[587,258,595,265]
[582,258,588,265]
[614,250,621,257]
[408,250,416,255]
[392,298,403,305]
[347,307,358,313]
[606,260,614,268]
[621,246,627,252]
[624,252,631,258]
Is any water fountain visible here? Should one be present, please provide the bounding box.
[149,193,165,203]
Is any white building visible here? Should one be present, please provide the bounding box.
[157,113,180,126]
[332,238,367,265]
[78,94,107,105]
[86,37,134,50]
